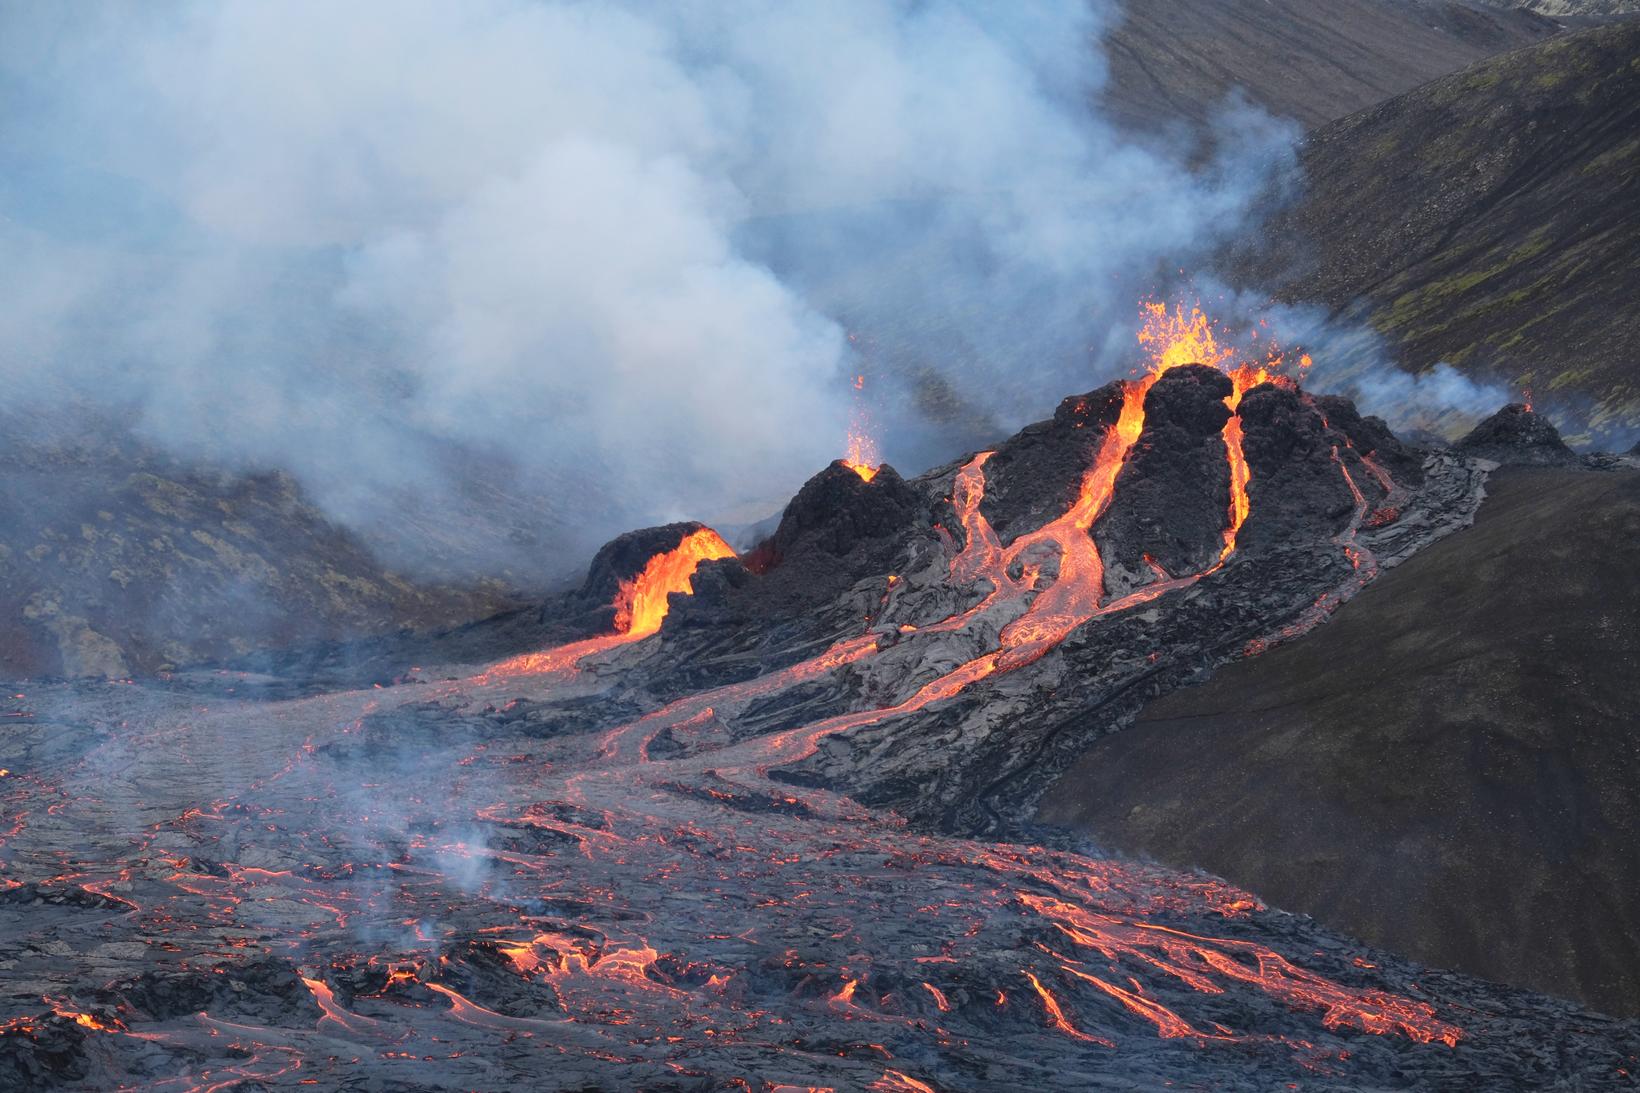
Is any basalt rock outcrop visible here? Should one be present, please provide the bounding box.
[1456,402,1581,466]
[1313,394,1427,486]
[685,461,927,642]
[1236,384,1369,551]
[765,461,923,579]
[1094,366,1232,596]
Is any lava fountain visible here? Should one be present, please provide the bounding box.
[844,373,882,482]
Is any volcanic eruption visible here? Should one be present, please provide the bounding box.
[482,524,735,679]
[0,303,1632,1091]
[844,374,883,483]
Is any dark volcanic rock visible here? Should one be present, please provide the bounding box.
[106,958,322,1026]
[1456,403,1579,466]
[660,554,754,631]
[0,1015,88,1089]
[1237,384,1372,552]
[650,462,933,668]
[978,382,1126,544]
[737,461,925,614]
[558,520,750,640]
[1315,394,1427,485]
[771,462,922,562]
[1096,365,1232,595]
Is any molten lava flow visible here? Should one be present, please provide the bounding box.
[614,528,736,640]
[1058,965,1222,1041]
[1218,361,1275,560]
[727,302,1330,768]
[482,528,735,679]
[1138,303,1305,563]
[0,297,1490,1092]
[1019,893,1461,1047]
[982,301,1295,663]
[301,977,390,1039]
[1024,971,1115,1047]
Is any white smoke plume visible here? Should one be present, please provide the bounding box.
[1223,297,1515,436]
[1,1,1300,580]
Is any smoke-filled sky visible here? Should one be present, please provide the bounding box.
[2,1,1311,579]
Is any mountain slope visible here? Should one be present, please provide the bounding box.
[1473,0,1640,15]
[1234,23,1640,437]
[0,433,514,678]
[1099,0,1555,130]
[1037,463,1640,1017]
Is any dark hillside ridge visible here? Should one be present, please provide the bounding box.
[1472,0,1640,16]
[0,435,513,679]
[1100,0,1555,130]
[1230,23,1640,438]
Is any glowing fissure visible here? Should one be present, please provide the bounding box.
[614,528,736,639]
[484,527,735,680]
[1218,364,1264,561]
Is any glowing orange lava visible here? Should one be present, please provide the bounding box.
[844,374,881,481]
[1136,301,1237,373]
[845,424,880,482]
[1025,970,1115,1047]
[615,528,736,639]
[1137,303,1305,561]
[482,527,735,679]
